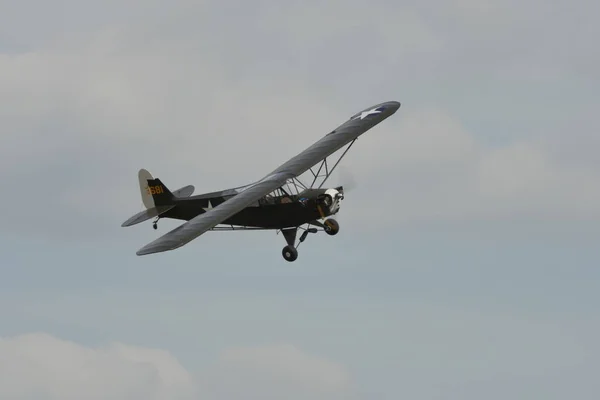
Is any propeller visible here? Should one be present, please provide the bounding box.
[325,165,358,228]
[337,165,357,193]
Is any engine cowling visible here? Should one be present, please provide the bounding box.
[319,187,344,214]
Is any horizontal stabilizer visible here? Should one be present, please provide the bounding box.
[172,185,194,198]
[121,205,176,227]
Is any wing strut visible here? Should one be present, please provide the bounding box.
[317,138,356,189]
[284,138,356,194]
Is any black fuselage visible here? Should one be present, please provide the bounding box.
[159,190,332,229]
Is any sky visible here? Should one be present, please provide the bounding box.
[1,0,599,398]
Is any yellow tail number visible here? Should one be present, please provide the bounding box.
[146,185,165,195]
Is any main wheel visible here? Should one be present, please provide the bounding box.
[282,245,298,262]
[324,219,339,236]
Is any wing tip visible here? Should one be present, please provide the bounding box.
[136,245,166,256]
[135,241,181,256]
[136,248,161,256]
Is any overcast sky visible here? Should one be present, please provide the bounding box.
[1,0,599,399]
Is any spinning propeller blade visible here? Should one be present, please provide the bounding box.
[337,165,357,193]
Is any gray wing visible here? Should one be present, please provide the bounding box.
[264,101,400,177]
[135,101,400,256]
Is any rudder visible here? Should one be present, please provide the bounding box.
[138,169,174,208]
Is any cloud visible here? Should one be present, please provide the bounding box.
[0,333,198,400]
[340,107,600,231]
[205,344,354,400]
[1,0,599,241]
[1,2,599,399]
[0,333,354,400]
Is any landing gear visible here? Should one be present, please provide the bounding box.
[281,228,299,262]
[282,245,298,262]
[323,218,339,236]
[152,217,160,230]
[279,226,322,261]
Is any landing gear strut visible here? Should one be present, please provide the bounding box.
[279,225,327,262]
[281,228,298,262]
[152,217,160,230]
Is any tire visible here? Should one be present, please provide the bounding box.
[282,245,298,262]
[324,219,339,236]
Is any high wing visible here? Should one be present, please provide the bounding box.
[135,100,400,256]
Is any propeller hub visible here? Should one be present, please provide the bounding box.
[324,188,344,214]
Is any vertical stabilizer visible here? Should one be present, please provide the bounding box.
[138,168,175,208]
[138,169,155,209]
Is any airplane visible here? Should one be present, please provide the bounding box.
[122,100,400,261]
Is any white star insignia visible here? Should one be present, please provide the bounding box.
[353,107,383,120]
[202,200,213,212]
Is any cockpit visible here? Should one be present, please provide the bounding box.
[258,193,297,206]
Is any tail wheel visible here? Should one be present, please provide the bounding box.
[282,245,298,262]
[324,219,339,236]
